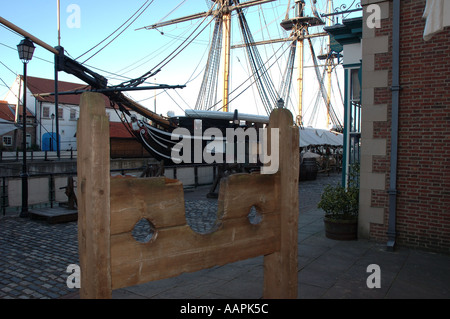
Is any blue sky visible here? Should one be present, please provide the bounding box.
[0,0,361,128]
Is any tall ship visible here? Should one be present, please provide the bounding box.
[100,0,344,166]
[2,0,345,169]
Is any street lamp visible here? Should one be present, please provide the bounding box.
[17,38,35,62]
[17,37,35,218]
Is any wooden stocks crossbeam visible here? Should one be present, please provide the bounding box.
[77,92,299,299]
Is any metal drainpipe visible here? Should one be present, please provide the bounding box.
[387,0,401,251]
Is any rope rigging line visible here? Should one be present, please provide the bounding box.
[112,1,220,90]
[278,40,296,110]
[116,16,213,79]
[261,4,291,74]
[307,66,326,127]
[112,33,184,79]
[78,2,221,132]
[306,33,342,130]
[258,4,293,114]
[195,18,222,110]
[233,0,279,115]
[235,55,265,116]
[206,40,292,113]
[157,0,188,25]
[75,0,154,64]
[164,88,190,115]
[333,65,344,107]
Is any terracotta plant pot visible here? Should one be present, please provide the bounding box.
[323,216,357,240]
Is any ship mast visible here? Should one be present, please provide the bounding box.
[326,0,334,128]
[296,0,305,124]
[221,1,232,112]
[280,0,325,123]
[140,0,276,112]
[317,0,335,129]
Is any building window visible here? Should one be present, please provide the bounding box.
[43,106,50,118]
[343,66,362,187]
[26,134,31,148]
[58,107,63,119]
[3,136,12,146]
[70,109,77,120]
[349,68,361,164]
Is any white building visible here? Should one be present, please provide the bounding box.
[3,75,138,151]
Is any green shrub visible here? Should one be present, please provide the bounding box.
[318,163,359,220]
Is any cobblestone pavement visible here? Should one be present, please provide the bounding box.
[4,172,449,300]
[0,218,78,298]
[0,172,339,299]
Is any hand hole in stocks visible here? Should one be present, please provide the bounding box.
[247,206,262,225]
[132,218,157,243]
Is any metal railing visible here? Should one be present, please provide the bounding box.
[1,163,218,216]
[0,150,77,162]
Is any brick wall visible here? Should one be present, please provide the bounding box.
[368,0,450,252]
[110,138,152,159]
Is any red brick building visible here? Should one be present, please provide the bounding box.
[0,100,36,151]
[109,121,151,158]
[359,0,450,253]
[3,76,148,157]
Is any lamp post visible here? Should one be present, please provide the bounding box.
[51,113,55,151]
[17,37,35,218]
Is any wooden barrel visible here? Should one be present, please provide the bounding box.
[299,161,307,181]
[301,158,318,181]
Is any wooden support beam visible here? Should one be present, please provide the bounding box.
[0,16,59,55]
[109,173,280,289]
[138,0,275,30]
[77,102,299,299]
[77,92,112,299]
[263,108,299,299]
[231,32,327,49]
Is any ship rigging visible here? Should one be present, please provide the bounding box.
[0,0,345,165]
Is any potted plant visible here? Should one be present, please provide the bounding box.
[318,163,359,240]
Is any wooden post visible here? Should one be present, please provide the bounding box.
[77,92,112,299]
[76,100,298,299]
[263,108,299,298]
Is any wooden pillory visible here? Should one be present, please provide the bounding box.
[77,92,299,299]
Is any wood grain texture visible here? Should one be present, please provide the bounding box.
[110,173,280,289]
[110,177,186,235]
[263,108,299,299]
[78,105,299,299]
[77,92,112,299]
